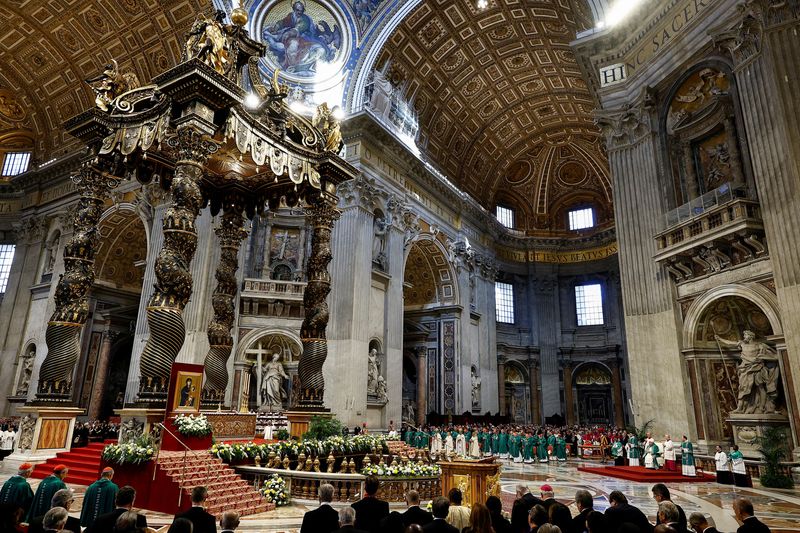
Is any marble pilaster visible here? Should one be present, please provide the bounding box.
[611,359,625,428]
[87,330,115,420]
[563,361,575,426]
[416,347,426,427]
[497,358,506,416]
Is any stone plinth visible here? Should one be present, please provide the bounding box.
[727,413,791,458]
[2,406,84,472]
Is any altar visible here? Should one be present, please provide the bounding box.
[437,457,501,507]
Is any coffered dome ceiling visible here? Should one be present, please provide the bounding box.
[0,0,212,161]
[375,0,612,231]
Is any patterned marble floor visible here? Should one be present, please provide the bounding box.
[3,459,798,532]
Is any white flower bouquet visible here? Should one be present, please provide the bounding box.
[261,473,289,506]
[361,461,441,477]
[174,414,212,437]
[102,434,155,465]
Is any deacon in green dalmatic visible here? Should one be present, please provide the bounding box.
[481,428,492,457]
[0,463,35,515]
[537,432,548,463]
[681,435,696,477]
[547,432,557,462]
[498,429,509,459]
[27,464,68,521]
[523,432,535,464]
[626,433,641,467]
[556,433,567,462]
[80,467,119,528]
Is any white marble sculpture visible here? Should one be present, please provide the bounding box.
[715,330,781,414]
[262,352,289,411]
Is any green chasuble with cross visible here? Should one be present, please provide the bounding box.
[80,478,119,527]
[27,474,66,521]
[0,475,34,515]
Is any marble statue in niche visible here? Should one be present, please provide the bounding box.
[375,375,387,403]
[471,366,481,409]
[372,211,388,271]
[16,345,35,396]
[715,330,781,414]
[367,348,381,395]
[261,352,289,411]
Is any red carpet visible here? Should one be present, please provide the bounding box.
[31,441,114,486]
[577,465,715,483]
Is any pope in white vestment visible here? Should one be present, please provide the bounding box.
[663,435,676,471]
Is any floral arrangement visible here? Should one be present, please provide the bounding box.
[102,435,155,465]
[174,414,212,437]
[361,462,441,477]
[261,473,289,506]
[210,434,389,463]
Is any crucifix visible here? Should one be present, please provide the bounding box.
[247,340,272,408]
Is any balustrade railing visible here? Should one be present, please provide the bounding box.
[235,466,441,503]
[241,278,306,300]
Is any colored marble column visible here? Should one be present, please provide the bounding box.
[563,361,575,425]
[88,330,116,420]
[498,358,506,417]
[416,347,427,427]
[528,360,540,425]
[610,359,625,428]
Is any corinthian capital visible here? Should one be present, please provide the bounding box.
[710,2,765,69]
[594,87,658,149]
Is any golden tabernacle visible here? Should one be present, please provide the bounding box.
[438,457,501,506]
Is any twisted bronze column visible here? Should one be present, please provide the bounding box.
[38,165,118,398]
[138,127,217,397]
[202,206,247,405]
[297,197,339,407]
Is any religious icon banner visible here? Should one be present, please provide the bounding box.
[166,363,205,415]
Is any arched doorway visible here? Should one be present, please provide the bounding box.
[82,207,147,418]
[504,363,529,423]
[240,331,302,412]
[573,363,613,425]
[402,236,459,419]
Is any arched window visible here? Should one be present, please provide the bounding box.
[495,205,515,229]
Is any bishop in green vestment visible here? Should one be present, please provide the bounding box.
[681,435,696,477]
[80,468,119,528]
[0,463,35,515]
[556,434,567,461]
[27,465,68,521]
[482,430,492,456]
[537,434,548,462]
[523,434,535,463]
[498,431,509,458]
[547,434,556,461]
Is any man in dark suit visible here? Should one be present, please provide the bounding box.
[352,475,389,533]
[333,506,370,533]
[657,502,684,532]
[175,486,217,533]
[571,489,594,533]
[603,490,653,533]
[688,512,720,533]
[733,498,771,533]
[511,485,542,533]
[27,489,81,533]
[41,507,68,533]
[402,489,433,527]
[422,497,458,533]
[85,486,148,533]
[300,483,339,533]
[652,484,687,532]
[220,510,240,533]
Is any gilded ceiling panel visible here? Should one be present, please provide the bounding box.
[378,0,610,230]
[0,0,213,162]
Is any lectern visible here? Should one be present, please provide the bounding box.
[438,457,501,506]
